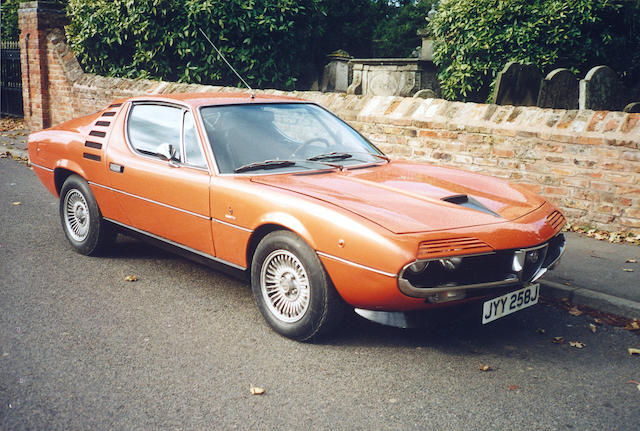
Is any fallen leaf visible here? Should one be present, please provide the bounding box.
[622,268,634,272]
[569,341,586,349]
[626,259,638,263]
[594,318,604,325]
[552,337,565,344]
[628,380,640,392]
[508,385,520,391]
[536,328,546,335]
[568,306,583,316]
[12,202,21,206]
[124,275,138,282]
[250,386,265,395]
[589,324,597,334]
[629,348,640,356]
[627,320,640,331]
[479,364,491,372]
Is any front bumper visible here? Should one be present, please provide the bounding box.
[398,233,566,299]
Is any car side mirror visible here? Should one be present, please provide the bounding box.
[157,143,179,167]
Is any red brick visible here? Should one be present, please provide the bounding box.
[621,114,640,133]
[587,111,608,132]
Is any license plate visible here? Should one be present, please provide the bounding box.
[482,283,539,324]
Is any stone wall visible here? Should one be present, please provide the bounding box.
[19,1,640,234]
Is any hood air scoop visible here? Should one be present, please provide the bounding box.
[441,194,502,218]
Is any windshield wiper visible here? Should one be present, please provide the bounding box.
[307,152,353,161]
[234,159,297,173]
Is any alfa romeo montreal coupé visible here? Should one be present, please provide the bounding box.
[28,93,566,340]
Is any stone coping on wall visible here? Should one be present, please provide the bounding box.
[69,74,640,232]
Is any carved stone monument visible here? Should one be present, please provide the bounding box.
[321,52,351,93]
[347,59,432,97]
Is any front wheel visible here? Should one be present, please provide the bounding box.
[251,230,346,341]
[59,175,115,255]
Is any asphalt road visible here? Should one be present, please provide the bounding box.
[1,158,639,430]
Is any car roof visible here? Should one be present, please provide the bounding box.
[123,92,306,108]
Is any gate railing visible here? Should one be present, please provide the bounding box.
[1,40,24,117]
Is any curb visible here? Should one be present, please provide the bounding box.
[541,280,640,320]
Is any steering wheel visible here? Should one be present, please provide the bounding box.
[290,137,330,159]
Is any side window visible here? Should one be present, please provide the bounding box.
[183,111,206,168]
[128,104,182,159]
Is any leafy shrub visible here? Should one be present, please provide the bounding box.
[430,0,640,102]
[66,0,324,90]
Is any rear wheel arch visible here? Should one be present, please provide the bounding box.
[54,168,81,197]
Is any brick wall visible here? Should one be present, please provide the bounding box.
[19,2,640,234]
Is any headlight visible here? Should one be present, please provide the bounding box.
[407,260,429,274]
[439,257,462,270]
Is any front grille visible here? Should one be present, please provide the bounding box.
[417,237,493,259]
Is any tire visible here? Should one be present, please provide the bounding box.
[59,175,115,255]
[251,230,346,341]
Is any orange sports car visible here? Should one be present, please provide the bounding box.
[28,93,566,340]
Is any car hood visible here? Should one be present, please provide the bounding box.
[251,161,546,234]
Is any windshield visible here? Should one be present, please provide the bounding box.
[199,103,385,174]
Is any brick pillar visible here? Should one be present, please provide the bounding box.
[18,1,68,130]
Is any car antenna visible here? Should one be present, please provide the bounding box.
[198,28,255,99]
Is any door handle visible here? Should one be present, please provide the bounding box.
[109,162,124,173]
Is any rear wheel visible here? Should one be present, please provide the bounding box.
[251,230,346,341]
[59,175,115,255]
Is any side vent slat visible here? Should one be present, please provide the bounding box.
[95,120,110,127]
[102,111,116,117]
[546,210,566,232]
[109,103,122,108]
[417,237,492,259]
[85,141,102,150]
[89,130,106,138]
[83,153,101,162]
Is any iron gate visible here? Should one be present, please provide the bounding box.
[1,41,24,117]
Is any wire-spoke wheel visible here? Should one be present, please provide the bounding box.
[251,230,346,341]
[261,250,310,323]
[63,189,90,242]
[59,175,115,255]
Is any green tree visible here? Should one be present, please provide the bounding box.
[1,0,21,41]
[430,0,640,102]
[1,0,67,41]
[66,0,324,90]
[319,0,388,59]
[372,0,435,58]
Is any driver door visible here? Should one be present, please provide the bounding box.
[106,102,215,256]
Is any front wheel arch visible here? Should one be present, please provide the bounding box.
[250,230,346,341]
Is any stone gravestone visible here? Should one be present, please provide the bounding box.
[492,61,542,106]
[624,102,640,113]
[537,68,579,110]
[579,66,627,111]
